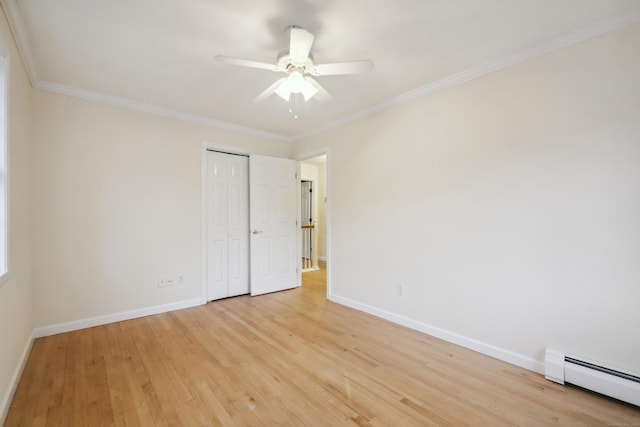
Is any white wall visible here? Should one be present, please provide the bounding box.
[295,23,640,374]
[0,6,34,423]
[31,91,292,328]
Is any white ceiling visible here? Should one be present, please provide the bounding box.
[3,0,640,142]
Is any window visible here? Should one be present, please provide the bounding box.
[0,42,7,283]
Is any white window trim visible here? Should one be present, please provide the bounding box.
[0,32,9,286]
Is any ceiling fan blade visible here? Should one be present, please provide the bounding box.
[289,27,314,65]
[313,60,374,76]
[253,78,287,103]
[306,77,332,103]
[215,55,279,71]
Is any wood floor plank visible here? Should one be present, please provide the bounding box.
[87,326,116,426]
[9,337,54,427]
[5,263,640,426]
[42,334,69,426]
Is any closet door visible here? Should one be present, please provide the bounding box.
[249,154,297,296]
[226,155,249,296]
[206,151,249,301]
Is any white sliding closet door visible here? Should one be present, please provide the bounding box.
[206,151,249,301]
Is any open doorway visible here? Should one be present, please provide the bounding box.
[299,154,328,296]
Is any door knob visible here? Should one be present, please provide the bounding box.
[252,229,262,235]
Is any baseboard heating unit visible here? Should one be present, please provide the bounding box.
[545,348,640,406]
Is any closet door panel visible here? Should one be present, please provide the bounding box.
[227,155,249,297]
[206,153,229,300]
[206,151,249,301]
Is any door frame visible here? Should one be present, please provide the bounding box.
[295,147,331,299]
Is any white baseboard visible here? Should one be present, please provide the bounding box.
[0,331,35,426]
[33,298,202,338]
[329,294,544,374]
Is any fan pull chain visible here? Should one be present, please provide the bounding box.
[289,93,300,119]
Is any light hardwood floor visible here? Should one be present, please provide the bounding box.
[6,264,640,426]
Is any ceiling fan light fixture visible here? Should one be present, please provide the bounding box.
[301,80,318,101]
[287,71,305,93]
[275,82,291,101]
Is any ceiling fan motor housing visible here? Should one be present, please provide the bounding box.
[277,52,314,74]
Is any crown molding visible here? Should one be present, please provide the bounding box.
[292,6,640,142]
[1,0,292,143]
[37,81,293,143]
[3,0,640,144]
[0,0,39,86]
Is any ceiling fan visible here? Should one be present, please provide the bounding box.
[216,26,373,104]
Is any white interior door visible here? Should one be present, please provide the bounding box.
[206,151,249,301]
[250,154,297,296]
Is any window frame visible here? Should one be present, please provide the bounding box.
[0,34,9,285]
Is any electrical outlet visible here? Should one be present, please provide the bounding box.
[158,276,174,288]
[158,275,181,288]
[396,283,404,296]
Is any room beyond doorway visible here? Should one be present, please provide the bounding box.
[298,153,329,298]
[299,155,327,271]
[301,179,316,271]
[301,261,327,296]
